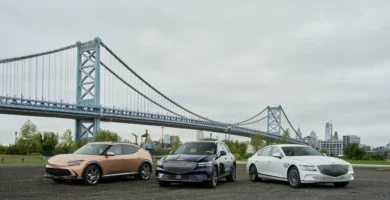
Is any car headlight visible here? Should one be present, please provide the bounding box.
[348,165,353,172]
[299,165,317,171]
[198,161,213,167]
[157,158,164,166]
[67,160,84,166]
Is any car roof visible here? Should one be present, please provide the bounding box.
[268,144,308,148]
[184,141,219,144]
[88,141,139,146]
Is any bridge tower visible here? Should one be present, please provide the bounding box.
[74,37,102,142]
[267,106,282,135]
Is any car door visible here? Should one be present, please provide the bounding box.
[216,143,229,175]
[99,144,126,175]
[221,143,233,173]
[121,144,142,172]
[255,146,271,176]
[267,146,287,179]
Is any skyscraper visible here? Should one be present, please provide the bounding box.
[333,131,339,140]
[325,122,332,140]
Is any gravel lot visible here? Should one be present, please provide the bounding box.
[0,163,389,200]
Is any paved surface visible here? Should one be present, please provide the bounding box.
[0,163,389,200]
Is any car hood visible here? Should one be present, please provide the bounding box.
[163,154,214,162]
[286,156,350,166]
[49,154,99,165]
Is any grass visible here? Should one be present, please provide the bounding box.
[1,156,50,164]
[344,159,390,165]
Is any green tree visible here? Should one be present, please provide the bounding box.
[58,129,75,153]
[42,132,59,152]
[343,143,366,160]
[172,137,181,150]
[250,134,265,152]
[15,120,40,154]
[279,129,290,144]
[319,149,328,154]
[237,141,248,158]
[31,132,43,153]
[20,119,38,139]
[75,139,88,150]
[94,129,119,142]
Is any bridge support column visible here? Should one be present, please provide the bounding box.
[267,106,282,135]
[74,37,102,142]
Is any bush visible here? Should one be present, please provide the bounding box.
[370,153,385,161]
[234,153,242,161]
[244,153,254,159]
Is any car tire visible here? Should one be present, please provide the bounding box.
[82,164,101,185]
[287,166,302,188]
[137,163,152,180]
[333,182,349,187]
[249,165,260,182]
[158,180,170,187]
[205,166,218,188]
[226,165,236,182]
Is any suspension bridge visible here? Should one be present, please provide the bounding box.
[0,37,306,144]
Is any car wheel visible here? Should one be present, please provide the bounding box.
[287,166,301,188]
[333,182,349,187]
[226,165,236,182]
[83,164,101,185]
[158,180,170,187]
[249,165,260,182]
[137,163,152,180]
[205,166,218,188]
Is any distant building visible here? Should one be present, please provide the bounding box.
[309,130,318,148]
[318,139,343,156]
[386,142,390,151]
[333,131,339,140]
[170,136,180,144]
[303,136,317,148]
[196,131,204,141]
[325,122,333,140]
[343,135,360,148]
[163,135,171,145]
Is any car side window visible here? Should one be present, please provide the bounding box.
[107,144,123,155]
[260,147,271,156]
[271,146,282,155]
[256,149,263,156]
[122,144,139,154]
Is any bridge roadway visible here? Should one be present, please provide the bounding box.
[0,163,389,200]
[0,96,306,144]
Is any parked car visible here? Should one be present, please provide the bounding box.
[247,144,354,188]
[156,141,236,188]
[45,142,153,185]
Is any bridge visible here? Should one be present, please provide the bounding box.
[0,37,306,144]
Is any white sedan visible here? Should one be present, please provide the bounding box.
[246,144,354,188]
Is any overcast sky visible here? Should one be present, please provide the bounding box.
[0,0,389,147]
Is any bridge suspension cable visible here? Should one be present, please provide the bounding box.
[281,107,304,141]
[231,106,269,125]
[100,41,229,124]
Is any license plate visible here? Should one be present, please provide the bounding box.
[176,175,181,179]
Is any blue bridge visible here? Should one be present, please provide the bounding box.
[0,37,306,144]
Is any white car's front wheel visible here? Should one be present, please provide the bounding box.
[249,165,260,182]
[287,166,302,188]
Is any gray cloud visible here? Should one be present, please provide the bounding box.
[1,0,390,147]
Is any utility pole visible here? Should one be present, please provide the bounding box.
[161,126,164,148]
[14,131,17,144]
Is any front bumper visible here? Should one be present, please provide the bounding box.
[155,166,212,182]
[300,172,354,183]
[44,164,83,180]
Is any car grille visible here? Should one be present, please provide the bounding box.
[46,168,71,176]
[163,161,197,174]
[317,164,349,177]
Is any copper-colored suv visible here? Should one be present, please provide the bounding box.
[45,142,153,185]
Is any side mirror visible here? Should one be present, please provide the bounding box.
[322,153,327,156]
[272,153,282,159]
[106,151,115,156]
[220,151,227,156]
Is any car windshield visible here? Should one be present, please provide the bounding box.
[173,143,217,155]
[73,143,111,155]
[281,146,324,157]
